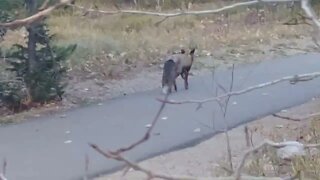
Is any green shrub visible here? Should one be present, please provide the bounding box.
[1,22,76,111]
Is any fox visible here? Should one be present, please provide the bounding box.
[161,48,196,94]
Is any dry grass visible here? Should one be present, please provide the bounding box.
[241,117,320,179]
[42,2,313,79]
[2,1,318,81]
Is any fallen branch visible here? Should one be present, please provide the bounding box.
[158,72,320,106]
[272,112,320,121]
[69,0,298,18]
[0,0,74,30]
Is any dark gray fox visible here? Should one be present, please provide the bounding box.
[161,48,196,94]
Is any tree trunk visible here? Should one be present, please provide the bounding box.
[25,0,38,73]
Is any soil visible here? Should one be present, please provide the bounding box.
[94,96,320,180]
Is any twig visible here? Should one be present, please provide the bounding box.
[90,143,194,180]
[272,112,320,121]
[220,64,235,173]
[38,0,51,11]
[111,93,169,155]
[84,154,89,180]
[158,72,320,105]
[91,143,285,180]
[0,0,74,30]
[154,17,169,26]
[0,159,7,180]
[244,126,251,147]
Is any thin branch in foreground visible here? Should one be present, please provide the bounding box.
[0,0,74,30]
[110,93,169,155]
[0,159,7,180]
[91,143,286,180]
[157,72,320,106]
[218,64,235,173]
[90,143,193,180]
[91,139,316,180]
[272,112,320,121]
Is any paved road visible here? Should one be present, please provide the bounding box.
[1,53,320,180]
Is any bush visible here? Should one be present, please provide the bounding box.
[0,22,76,111]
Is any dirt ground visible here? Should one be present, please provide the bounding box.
[94,97,320,180]
[65,36,319,106]
[1,35,318,124]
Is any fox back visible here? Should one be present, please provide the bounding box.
[165,48,195,75]
[162,59,177,94]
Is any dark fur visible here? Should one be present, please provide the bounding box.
[162,59,177,93]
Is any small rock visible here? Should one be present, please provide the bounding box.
[145,124,152,128]
[276,141,305,160]
[281,109,288,113]
[98,103,103,106]
[275,124,284,128]
[64,140,72,144]
[193,128,201,133]
[161,116,168,120]
[232,101,237,105]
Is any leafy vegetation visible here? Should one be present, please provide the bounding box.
[0,0,76,112]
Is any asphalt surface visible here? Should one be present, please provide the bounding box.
[1,53,320,180]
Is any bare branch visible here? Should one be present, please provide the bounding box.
[272,112,320,121]
[0,0,74,30]
[69,0,298,18]
[158,72,320,106]
[219,64,236,173]
[0,174,7,180]
[90,143,194,180]
[0,159,7,180]
[111,94,169,155]
[91,143,285,180]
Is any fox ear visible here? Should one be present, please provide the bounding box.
[189,48,195,55]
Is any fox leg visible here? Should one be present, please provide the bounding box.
[173,80,177,92]
[184,70,189,90]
